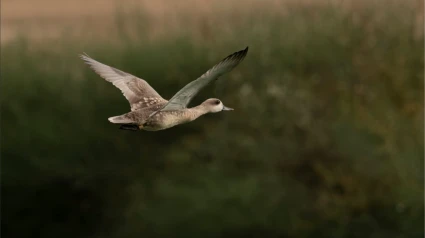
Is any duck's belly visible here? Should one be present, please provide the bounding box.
[142,111,191,131]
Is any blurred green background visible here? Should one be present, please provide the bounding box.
[2,0,424,237]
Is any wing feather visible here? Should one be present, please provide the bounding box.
[159,47,248,112]
[80,53,166,111]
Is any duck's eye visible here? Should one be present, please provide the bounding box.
[215,100,221,105]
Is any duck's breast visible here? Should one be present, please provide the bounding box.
[144,110,191,130]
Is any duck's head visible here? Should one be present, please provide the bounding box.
[202,98,234,113]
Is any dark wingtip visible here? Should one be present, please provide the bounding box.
[230,46,249,60]
[238,46,249,58]
[217,46,248,67]
[237,46,248,55]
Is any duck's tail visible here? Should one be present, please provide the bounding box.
[108,115,140,131]
[108,115,135,124]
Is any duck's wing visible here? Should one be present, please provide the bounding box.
[158,47,248,112]
[80,53,167,111]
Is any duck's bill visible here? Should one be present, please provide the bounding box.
[222,106,234,111]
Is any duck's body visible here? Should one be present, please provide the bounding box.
[109,103,194,131]
[142,106,206,131]
[108,98,228,131]
[143,109,193,131]
[80,47,248,131]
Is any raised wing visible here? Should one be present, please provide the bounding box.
[159,47,248,111]
[80,53,166,111]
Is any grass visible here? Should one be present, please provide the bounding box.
[1,1,423,238]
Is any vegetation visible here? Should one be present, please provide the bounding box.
[2,1,423,237]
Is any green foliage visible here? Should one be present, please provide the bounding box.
[2,1,423,238]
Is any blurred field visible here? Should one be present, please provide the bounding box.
[2,0,297,44]
[2,0,424,238]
